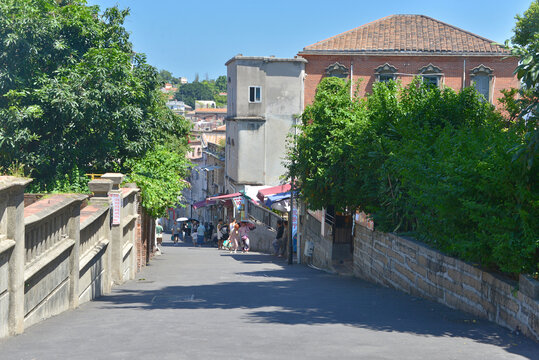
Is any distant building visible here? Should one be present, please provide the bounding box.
[160,83,178,100]
[298,14,518,109]
[166,100,192,115]
[224,55,307,193]
[195,100,216,109]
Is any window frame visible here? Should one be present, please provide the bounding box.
[374,63,398,83]
[470,64,494,103]
[248,86,262,103]
[418,64,443,88]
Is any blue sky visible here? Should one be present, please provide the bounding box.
[87,0,532,81]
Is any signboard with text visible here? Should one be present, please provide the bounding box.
[109,193,121,225]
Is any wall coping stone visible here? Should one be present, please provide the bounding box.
[80,204,109,230]
[101,173,124,189]
[24,194,87,226]
[88,179,113,197]
[0,177,32,193]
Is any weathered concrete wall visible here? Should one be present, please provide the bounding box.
[299,211,333,270]
[248,222,275,254]
[353,224,539,342]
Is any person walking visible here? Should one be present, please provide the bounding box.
[216,219,224,249]
[239,222,251,252]
[196,222,206,247]
[172,221,179,244]
[273,219,284,256]
[229,222,240,254]
[156,222,163,246]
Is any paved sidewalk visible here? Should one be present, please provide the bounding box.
[1,235,537,360]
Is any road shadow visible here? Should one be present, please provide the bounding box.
[95,252,539,358]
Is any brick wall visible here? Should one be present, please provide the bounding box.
[354,225,539,341]
[302,54,519,109]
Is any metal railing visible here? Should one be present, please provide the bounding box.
[246,199,282,230]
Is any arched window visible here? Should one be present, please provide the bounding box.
[470,64,493,103]
[325,62,349,78]
[419,64,443,87]
[374,63,398,82]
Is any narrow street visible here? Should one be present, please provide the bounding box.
[1,234,537,360]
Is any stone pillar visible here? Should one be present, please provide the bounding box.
[67,195,86,309]
[88,179,113,293]
[102,173,125,284]
[4,177,32,336]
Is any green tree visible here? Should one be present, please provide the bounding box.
[288,77,537,275]
[174,81,214,108]
[0,0,191,217]
[215,75,227,93]
[502,0,539,173]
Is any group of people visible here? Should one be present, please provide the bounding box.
[215,219,253,253]
[170,220,215,247]
[157,217,288,257]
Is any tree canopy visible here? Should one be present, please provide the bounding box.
[0,0,191,217]
[287,77,537,275]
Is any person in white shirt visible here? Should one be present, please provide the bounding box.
[196,222,205,247]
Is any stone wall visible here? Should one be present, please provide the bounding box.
[353,224,539,341]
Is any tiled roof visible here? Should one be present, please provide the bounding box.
[195,108,227,113]
[301,15,509,55]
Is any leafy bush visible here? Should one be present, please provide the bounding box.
[288,77,538,275]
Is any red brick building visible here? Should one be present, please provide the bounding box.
[298,15,519,109]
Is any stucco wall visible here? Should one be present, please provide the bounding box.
[353,224,539,341]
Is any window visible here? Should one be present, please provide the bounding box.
[325,62,349,78]
[375,63,398,83]
[249,86,261,103]
[419,64,443,88]
[470,64,493,103]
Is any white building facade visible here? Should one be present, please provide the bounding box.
[224,55,306,194]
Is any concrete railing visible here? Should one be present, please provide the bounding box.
[0,174,145,339]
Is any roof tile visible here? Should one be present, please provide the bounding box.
[302,15,508,55]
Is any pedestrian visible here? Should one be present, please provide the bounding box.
[216,219,224,249]
[239,222,251,252]
[273,219,284,256]
[280,220,289,257]
[174,221,183,244]
[172,221,179,244]
[229,223,240,254]
[207,222,214,245]
[185,222,192,242]
[196,222,206,247]
[156,222,163,246]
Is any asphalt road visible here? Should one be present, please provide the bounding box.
[1,234,538,360]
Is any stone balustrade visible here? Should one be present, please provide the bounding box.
[0,174,147,339]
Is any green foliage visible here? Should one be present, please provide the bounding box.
[512,0,539,48]
[0,0,191,217]
[288,77,538,275]
[505,0,539,172]
[174,76,227,108]
[126,143,191,218]
[174,81,214,108]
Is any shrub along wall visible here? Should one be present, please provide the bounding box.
[354,224,539,341]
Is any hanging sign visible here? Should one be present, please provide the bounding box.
[109,193,122,225]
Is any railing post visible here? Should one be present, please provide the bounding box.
[67,195,86,309]
[2,177,32,336]
[101,173,125,285]
[88,179,113,293]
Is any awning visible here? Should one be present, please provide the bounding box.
[257,184,291,202]
[265,192,291,207]
[192,199,216,210]
[207,192,241,201]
